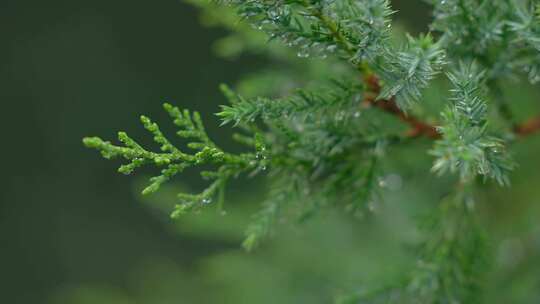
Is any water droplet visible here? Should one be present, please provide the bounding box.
[297,51,309,58]
[202,198,212,204]
[368,201,378,213]
[335,111,346,121]
[326,45,337,52]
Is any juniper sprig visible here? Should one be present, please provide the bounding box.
[84,0,540,302]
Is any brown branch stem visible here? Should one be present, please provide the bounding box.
[362,75,540,140]
[363,75,440,139]
[514,116,540,137]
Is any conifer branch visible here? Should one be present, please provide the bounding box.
[431,63,515,186]
[300,0,355,57]
[83,2,540,302]
[364,75,540,140]
[405,190,489,304]
[338,189,489,304]
[83,103,260,216]
[363,74,440,139]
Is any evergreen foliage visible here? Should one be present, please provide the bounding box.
[84,0,540,302]
[431,63,515,186]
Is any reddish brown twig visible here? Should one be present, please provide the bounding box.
[514,116,540,137]
[363,75,441,139]
[363,75,540,140]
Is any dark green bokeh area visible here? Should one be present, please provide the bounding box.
[2,0,257,302]
[3,1,540,303]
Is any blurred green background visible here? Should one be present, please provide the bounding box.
[3,1,540,303]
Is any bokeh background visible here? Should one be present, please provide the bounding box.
[3,1,540,303]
